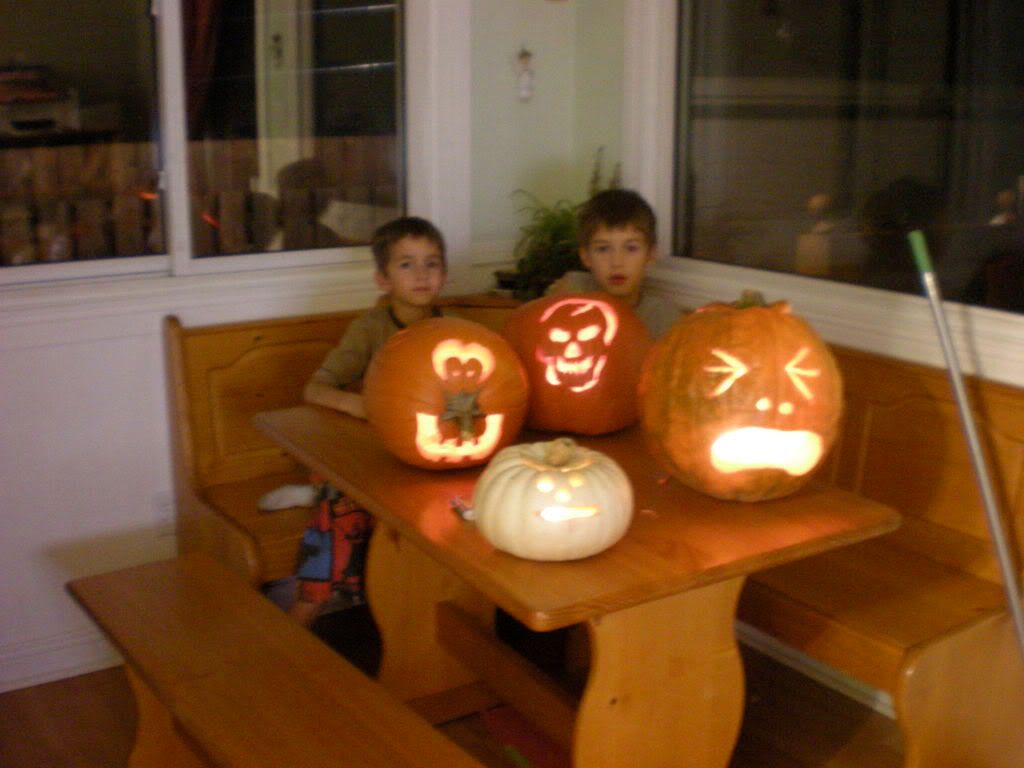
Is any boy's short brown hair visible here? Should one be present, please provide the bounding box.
[577,189,657,248]
[371,216,447,274]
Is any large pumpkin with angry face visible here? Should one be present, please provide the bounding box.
[364,317,529,469]
[502,293,652,435]
[638,292,842,501]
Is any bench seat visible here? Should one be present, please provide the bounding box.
[739,344,1024,768]
[200,471,313,582]
[68,553,485,768]
[741,535,1007,693]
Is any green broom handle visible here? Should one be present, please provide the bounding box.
[908,230,1024,660]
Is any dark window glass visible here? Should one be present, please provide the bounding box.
[676,1,1024,312]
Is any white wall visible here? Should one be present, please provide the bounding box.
[470,0,578,247]
[469,0,626,251]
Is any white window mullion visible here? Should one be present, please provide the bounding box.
[622,0,677,253]
[155,0,197,275]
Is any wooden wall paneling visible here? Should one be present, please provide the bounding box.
[0,149,33,199]
[29,146,59,201]
[109,143,136,195]
[216,190,249,254]
[80,143,111,196]
[191,194,217,256]
[249,192,278,252]
[188,143,208,198]
[112,193,145,257]
[35,200,73,262]
[0,203,35,265]
[73,198,111,259]
[144,194,164,254]
[56,144,85,198]
[231,139,257,194]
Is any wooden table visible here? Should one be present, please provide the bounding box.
[255,405,900,768]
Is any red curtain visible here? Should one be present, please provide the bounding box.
[183,0,223,138]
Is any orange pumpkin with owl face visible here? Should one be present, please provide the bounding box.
[638,292,842,501]
[502,293,652,435]
[364,317,529,469]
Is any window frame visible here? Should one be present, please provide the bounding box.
[626,0,1024,386]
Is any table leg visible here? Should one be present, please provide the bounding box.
[366,522,493,704]
[574,577,745,768]
[124,666,207,768]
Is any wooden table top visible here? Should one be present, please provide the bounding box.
[255,405,900,631]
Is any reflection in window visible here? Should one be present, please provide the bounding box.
[186,0,401,257]
[676,1,1024,313]
[0,2,161,267]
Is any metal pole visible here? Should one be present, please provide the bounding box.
[907,230,1024,661]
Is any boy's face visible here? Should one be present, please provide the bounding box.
[579,224,655,305]
[375,235,446,308]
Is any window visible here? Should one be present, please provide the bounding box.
[186,0,401,257]
[0,1,162,272]
[0,0,402,281]
[675,1,1024,313]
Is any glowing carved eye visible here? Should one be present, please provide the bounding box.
[536,476,555,493]
[784,347,820,400]
[568,474,584,488]
[577,324,601,342]
[549,328,571,343]
[432,340,495,381]
[704,349,750,397]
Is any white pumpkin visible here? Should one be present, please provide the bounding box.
[472,437,633,561]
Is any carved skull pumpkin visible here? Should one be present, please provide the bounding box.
[502,293,652,435]
[472,437,633,561]
[638,292,843,501]
[364,317,529,469]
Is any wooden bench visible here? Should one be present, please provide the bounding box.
[739,345,1024,768]
[163,294,519,586]
[165,296,1024,765]
[68,553,485,768]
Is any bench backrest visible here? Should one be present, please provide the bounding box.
[824,345,1024,584]
[164,295,521,492]
[166,312,358,490]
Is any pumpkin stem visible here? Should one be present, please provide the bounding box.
[734,290,767,308]
[545,438,577,467]
[440,389,484,439]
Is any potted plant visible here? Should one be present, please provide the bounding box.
[496,148,620,300]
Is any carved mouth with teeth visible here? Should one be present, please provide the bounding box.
[544,354,607,392]
[414,412,504,462]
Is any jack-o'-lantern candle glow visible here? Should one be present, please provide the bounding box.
[472,437,633,561]
[638,291,843,501]
[364,317,529,469]
[502,293,652,435]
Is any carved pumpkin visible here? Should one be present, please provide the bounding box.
[638,292,842,501]
[364,317,529,469]
[502,293,652,435]
[472,437,633,561]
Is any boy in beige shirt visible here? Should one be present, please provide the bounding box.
[285,216,447,626]
[548,188,679,339]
